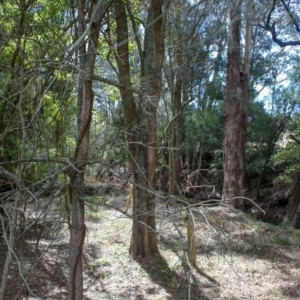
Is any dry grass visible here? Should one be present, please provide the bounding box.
[1,190,300,300]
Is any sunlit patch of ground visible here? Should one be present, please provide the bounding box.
[1,191,300,299]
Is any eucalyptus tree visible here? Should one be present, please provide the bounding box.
[163,1,185,196]
[0,0,116,298]
[66,1,116,298]
[268,58,300,222]
[245,37,297,199]
[222,0,253,210]
[162,0,228,194]
[110,0,166,257]
[258,0,300,224]
[164,0,220,193]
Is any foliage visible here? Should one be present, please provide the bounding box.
[1,0,300,298]
[184,103,224,172]
[272,118,300,184]
[245,102,278,177]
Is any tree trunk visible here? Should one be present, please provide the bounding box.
[222,0,249,210]
[68,1,112,298]
[0,194,20,300]
[169,35,184,196]
[114,0,165,258]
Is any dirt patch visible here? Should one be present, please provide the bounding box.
[1,192,300,299]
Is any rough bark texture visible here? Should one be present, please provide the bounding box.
[114,0,165,258]
[68,1,113,298]
[222,0,248,210]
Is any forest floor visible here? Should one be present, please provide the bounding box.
[1,182,300,300]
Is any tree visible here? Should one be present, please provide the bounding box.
[222,0,252,210]
[259,0,300,225]
[67,1,113,299]
[164,2,185,196]
[0,1,72,298]
[163,0,227,195]
[260,0,300,47]
[2,0,300,297]
[113,0,166,257]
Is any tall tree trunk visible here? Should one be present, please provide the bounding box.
[68,1,112,298]
[132,0,165,257]
[222,0,249,210]
[169,37,184,196]
[114,0,165,257]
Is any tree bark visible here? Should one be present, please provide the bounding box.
[114,0,165,258]
[222,0,248,210]
[68,1,113,298]
[131,0,165,257]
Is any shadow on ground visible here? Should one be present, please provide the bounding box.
[0,221,97,300]
[136,253,219,300]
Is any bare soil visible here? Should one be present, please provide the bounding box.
[1,187,300,300]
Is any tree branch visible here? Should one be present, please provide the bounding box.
[280,0,300,33]
[290,134,300,145]
[262,0,300,47]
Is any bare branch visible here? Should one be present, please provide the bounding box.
[262,0,300,47]
[280,0,300,33]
